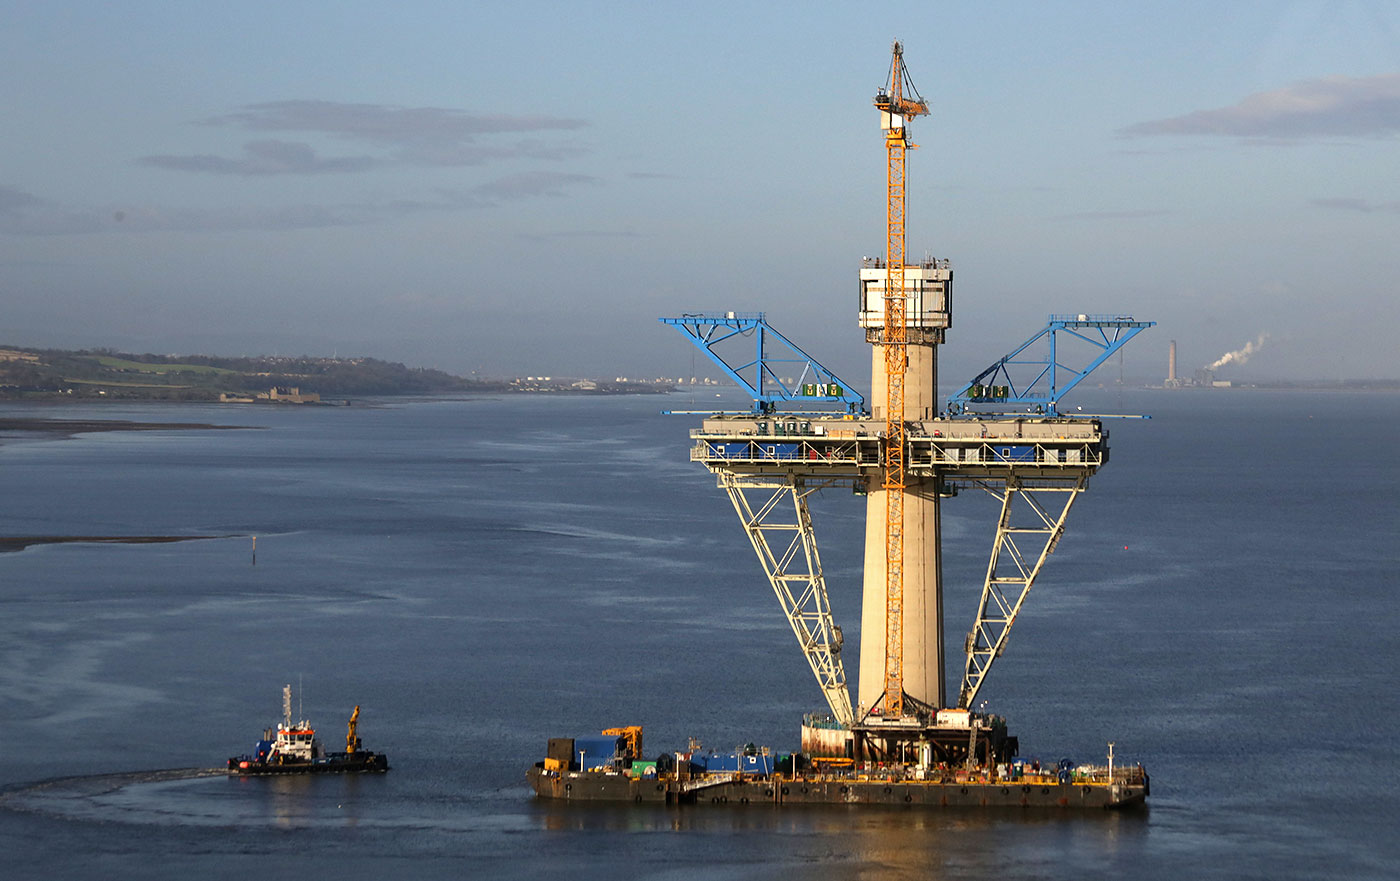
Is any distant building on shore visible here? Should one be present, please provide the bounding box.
[268,386,319,403]
[220,386,320,404]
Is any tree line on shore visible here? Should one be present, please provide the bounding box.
[0,347,505,401]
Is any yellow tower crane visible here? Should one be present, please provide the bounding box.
[873,41,928,719]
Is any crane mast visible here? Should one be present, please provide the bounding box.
[874,41,928,719]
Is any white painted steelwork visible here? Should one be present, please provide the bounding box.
[956,474,1088,709]
[693,417,1103,722]
[718,471,854,727]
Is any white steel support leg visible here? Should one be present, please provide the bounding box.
[957,474,1088,709]
[719,472,854,727]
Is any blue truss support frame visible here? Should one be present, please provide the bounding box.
[947,314,1155,416]
[660,313,867,415]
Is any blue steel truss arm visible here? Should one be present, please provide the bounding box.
[947,314,1155,416]
[660,313,866,414]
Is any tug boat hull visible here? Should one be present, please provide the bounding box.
[228,752,389,775]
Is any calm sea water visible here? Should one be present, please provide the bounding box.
[1,389,1396,880]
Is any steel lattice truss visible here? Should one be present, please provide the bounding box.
[956,474,1088,709]
[718,471,854,727]
[946,314,1155,416]
[658,313,866,414]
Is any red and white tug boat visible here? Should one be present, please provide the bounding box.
[227,685,389,775]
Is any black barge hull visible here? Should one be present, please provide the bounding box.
[527,765,1146,809]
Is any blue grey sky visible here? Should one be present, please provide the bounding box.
[4,1,1399,383]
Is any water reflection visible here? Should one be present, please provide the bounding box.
[528,799,1150,876]
[229,772,374,828]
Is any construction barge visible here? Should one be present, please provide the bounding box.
[528,722,1148,810]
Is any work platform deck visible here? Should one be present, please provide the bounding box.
[691,416,1106,481]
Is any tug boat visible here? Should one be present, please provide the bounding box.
[227,685,389,775]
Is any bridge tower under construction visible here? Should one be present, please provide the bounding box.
[660,43,1152,770]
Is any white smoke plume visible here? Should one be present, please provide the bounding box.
[1207,333,1269,370]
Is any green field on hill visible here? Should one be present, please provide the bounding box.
[92,355,236,375]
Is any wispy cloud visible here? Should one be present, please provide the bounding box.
[427,171,597,210]
[1120,73,1400,140]
[140,140,379,175]
[0,186,105,235]
[7,96,600,234]
[518,229,641,241]
[0,185,44,213]
[0,169,597,236]
[0,189,373,236]
[204,100,585,143]
[1311,196,1400,213]
[141,100,590,174]
[1052,209,1171,221]
[469,171,595,200]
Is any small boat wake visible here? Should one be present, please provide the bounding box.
[1,768,227,824]
[0,766,527,838]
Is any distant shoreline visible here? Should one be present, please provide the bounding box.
[0,417,248,447]
[0,535,235,554]
[1147,381,1400,392]
[0,344,675,402]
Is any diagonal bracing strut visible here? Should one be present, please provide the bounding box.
[957,473,1088,709]
[718,471,854,727]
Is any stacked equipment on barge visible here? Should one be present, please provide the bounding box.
[527,726,1147,809]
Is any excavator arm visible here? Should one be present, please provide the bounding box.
[347,705,361,755]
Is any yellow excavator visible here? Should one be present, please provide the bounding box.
[346,705,361,756]
[602,726,643,760]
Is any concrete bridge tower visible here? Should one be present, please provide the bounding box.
[855,257,952,715]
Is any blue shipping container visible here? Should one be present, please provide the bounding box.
[742,754,774,775]
[694,754,774,774]
[572,735,622,770]
[998,445,1036,462]
[707,442,752,458]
